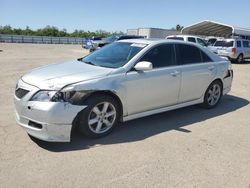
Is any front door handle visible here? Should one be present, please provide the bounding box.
[170,70,180,77]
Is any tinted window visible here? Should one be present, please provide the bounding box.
[207,39,217,46]
[201,50,212,62]
[237,41,242,47]
[214,40,234,47]
[140,44,176,68]
[118,35,144,40]
[188,37,196,43]
[178,44,202,64]
[167,37,184,41]
[197,38,207,47]
[243,41,250,47]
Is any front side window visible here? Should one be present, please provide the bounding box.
[82,42,146,68]
[188,37,196,43]
[197,38,207,47]
[140,44,176,68]
[207,39,217,46]
[237,41,242,47]
[178,44,202,64]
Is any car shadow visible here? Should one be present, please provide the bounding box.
[232,60,250,64]
[31,94,249,152]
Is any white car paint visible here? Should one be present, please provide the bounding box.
[14,39,233,142]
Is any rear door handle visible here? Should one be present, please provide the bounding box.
[208,65,215,71]
[170,70,180,77]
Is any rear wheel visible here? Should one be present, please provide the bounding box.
[77,94,120,138]
[201,81,222,109]
[236,54,244,63]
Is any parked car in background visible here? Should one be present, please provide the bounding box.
[205,37,225,46]
[83,36,102,49]
[166,35,207,47]
[14,39,233,142]
[209,39,250,63]
[89,35,145,52]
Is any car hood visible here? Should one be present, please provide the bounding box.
[92,40,106,44]
[22,60,114,90]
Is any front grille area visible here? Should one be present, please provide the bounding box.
[15,88,29,99]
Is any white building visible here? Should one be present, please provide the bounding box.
[127,28,180,39]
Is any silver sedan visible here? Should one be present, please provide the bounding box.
[14,39,233,142]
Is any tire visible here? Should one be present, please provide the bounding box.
[201,81,222,109]
[236,54,244,63]
[77,94,120,138]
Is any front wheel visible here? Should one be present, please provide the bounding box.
[201,81,222,109]
[77,94,120,138]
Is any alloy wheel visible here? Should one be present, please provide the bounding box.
[88,102,116,134]
[207,84,221,106]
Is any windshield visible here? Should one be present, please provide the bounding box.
[81,42,146,68]
[207,39,217,46]
[214,40,234,47]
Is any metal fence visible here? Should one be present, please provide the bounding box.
[0,34,87,44]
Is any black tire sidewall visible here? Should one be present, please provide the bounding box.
[237,54,244,63]
[77,94,120,138]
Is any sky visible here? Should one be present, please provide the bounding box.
[1,0,250,33]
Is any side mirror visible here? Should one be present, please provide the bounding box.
[134,61,153,71]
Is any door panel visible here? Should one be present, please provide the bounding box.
[176,43,216,103]
[179,63,216,103]
[125,67,181,115]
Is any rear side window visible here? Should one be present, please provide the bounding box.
[140,44,176,68]
[188,37,196,43]
[167,37,184,41]
[243,41,250,48]
[237,41,242,47]
[201,51,212,62]
[177,44,202,64]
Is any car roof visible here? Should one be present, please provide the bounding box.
[167,34,202,38]
[117,38,199,45]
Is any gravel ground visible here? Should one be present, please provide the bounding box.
[0,43,250,188]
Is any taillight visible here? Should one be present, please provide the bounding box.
[232,48,237,54]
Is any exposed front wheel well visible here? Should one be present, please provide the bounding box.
[212,79,223,89]
[75,90,123,118]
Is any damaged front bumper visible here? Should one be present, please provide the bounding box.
[14,79,87,142]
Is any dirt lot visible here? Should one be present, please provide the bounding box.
[0,43,250,188]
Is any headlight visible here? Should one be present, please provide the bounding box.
[30,89,89,104]
[30,90,57,102]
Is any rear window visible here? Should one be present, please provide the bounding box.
[167,37,184,41]
[214,40,234,47]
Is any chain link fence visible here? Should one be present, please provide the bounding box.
[0,34,87,44]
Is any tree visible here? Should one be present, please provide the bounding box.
[0,25,123,38]
[176,24,184,31]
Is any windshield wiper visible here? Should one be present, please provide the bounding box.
[83,61,96,66]
[77,58,97,66]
